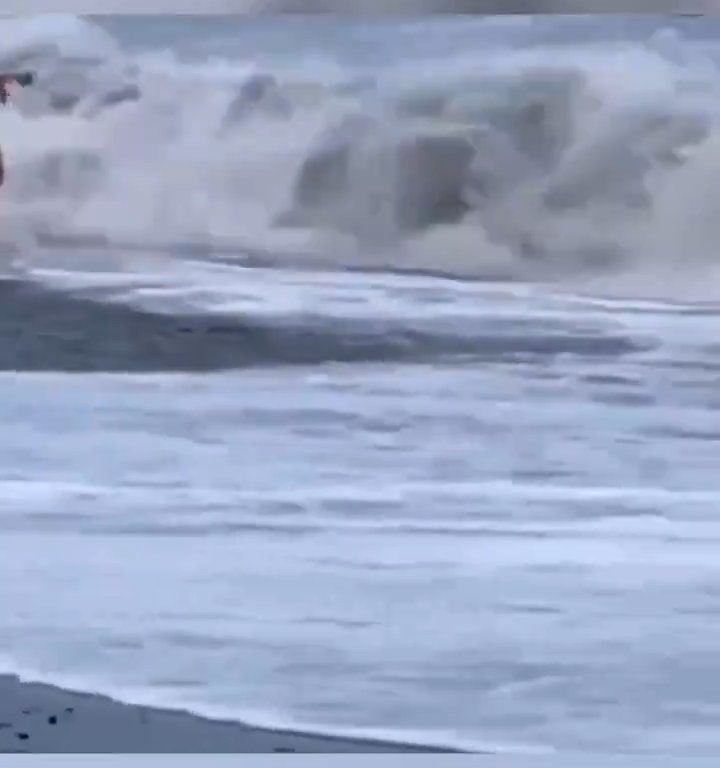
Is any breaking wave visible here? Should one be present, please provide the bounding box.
[2,15,720,296]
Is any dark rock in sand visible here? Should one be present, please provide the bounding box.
[0,674,448,753]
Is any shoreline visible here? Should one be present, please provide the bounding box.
[0,674,459,753]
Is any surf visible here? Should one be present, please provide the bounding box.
[2,15,720,298]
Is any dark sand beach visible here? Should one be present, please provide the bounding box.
[0,675,452,753]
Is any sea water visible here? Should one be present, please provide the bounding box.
[1,14,720,754]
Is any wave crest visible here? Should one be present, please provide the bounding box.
[2,16,720,293]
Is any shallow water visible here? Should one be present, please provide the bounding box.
[2,14,720,754]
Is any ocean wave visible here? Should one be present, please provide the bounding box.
[0,276,645,371]
[2,16,720,296]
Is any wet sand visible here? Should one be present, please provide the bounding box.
[0,674,452,753]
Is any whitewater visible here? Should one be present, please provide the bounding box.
[2,13,720,754]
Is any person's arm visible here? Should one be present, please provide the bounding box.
[0,71,35,104]
[0,72,33,188]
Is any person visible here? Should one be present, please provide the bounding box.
[0,71,35,188]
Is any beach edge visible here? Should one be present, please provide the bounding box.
[0,674,464,753]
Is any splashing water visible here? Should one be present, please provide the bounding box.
[0,15,720,298]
